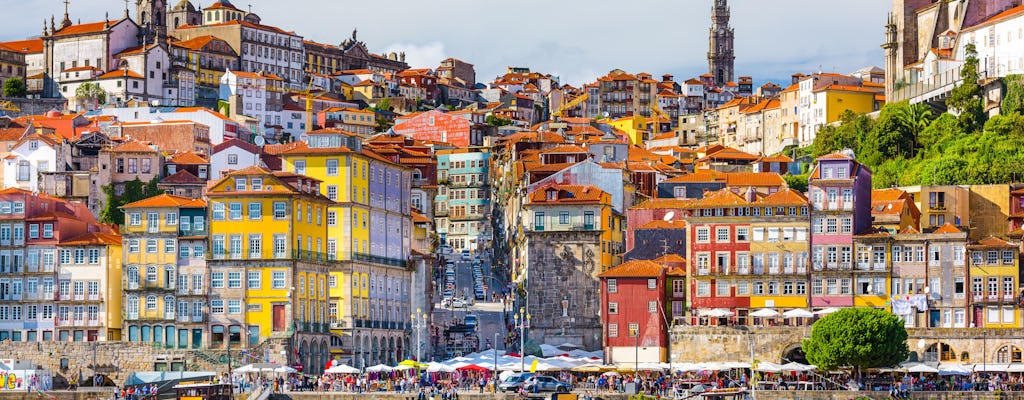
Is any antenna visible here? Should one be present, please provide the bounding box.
[661,239,670,259]
[663,211,675,221]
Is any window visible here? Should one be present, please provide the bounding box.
[607,279,617,293]
[294,160,306,175]
[327,185,337,201]
[228,203,242,220]
[608,302,618,314]
[716,227,729,242]
[327,211,337,226]
[210,300,224,314]
[164,239,175,254]
[212,203,225,220]
[146,239,158,253]
[227,272,241,288]
[272,271,286,288]
[647,278,657,289]
[273,202,287,219]
[736,228,749,241]
[128,239,139,253]
[211,272,224,288]
[248,203,261,219]
[648,300,658,313]
[1003,251,1014,265]
[227,154,238,165]
[228,300,242,314]
[608,324,618,338]
[559,211,569,224]
[696,227,709,242]
[326,159,338,176]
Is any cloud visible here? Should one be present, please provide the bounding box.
[383,42,446,70]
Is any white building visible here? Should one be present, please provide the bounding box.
[98,106,249,144]
[43,17,140,98]
[210,137,261,180]
[220,69,282,135]
[3,133,60,192]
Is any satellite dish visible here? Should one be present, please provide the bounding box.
[663,211,675,221]
[254,136,266,146]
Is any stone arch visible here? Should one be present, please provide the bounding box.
[925,342,957,362]
[388,336,395,364]
[361,336,370,368]
[780,343,807,364]
[310,341,319,373]
[371,337,379,365]
[378,335,387,364]
[995,344,1023,363]
[300,339,309,369]
[173,17,179,28]
[320,339,329,372]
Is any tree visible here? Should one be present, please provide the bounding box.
[860,104,916,166]
[783,173,809,193]
[811,110,871,158]
[100,177,160,226]
[1001,74,1024,115]
[486,114,512,127]
[892,102,933,156]
[803,308,909,375]
[75,82,106,110]
[3,78,26,98]
[945,43,986,132]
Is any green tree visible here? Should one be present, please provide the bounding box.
[75,82,106,109]
[372,98,392,112]
[811,110,871,158]
[100,177,161,226]
[945,43,986,132]
[2,78,26,98]
[917,113,961,157]
[860,104,916,166]
[803,308,909,375]
[783,173,809,193]
[892,102,933,156]
[486,114,512,127]
[1001,74,1024,114]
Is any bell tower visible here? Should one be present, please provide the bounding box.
[707,0,735,87]
[136,0,168,42]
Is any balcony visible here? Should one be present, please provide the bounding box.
[352,252,408,268]
[193,288,204,295]
[570,224,597,231]
[177,287,189,295]
[697,268,710,276]
[873,263,886,271]
[191,315,204,323]
[126,312,139,320]
[330,320,347,330]
[856,262,870,270]
[177,315,191,323]
[928,203,947,212]
[87,319,98,326]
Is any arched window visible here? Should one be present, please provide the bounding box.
[926,342,957,361]
[164,295,175,318]
[996,345,1023,363]
[126,295,139,319]
[127,265,139,287]
[173,17,179,28]
[146,295,158,310]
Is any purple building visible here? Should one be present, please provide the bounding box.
[807,151,873,308]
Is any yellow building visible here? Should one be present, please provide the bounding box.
[812,84,884,125]
[747,189,811,312]
[169,35,239,87]
[120,194,207,348]
[278,133,416,368]
[207,166,333,372]
[967,237,1021,328]
[852,232,892,308]
[607,115,646,146]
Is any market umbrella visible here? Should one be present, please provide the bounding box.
[755,362,782,373]
[938,364,971,376]
[425,363,456,373]
[324,365,360,374]
[273,366,297,374]
[814,307,840,316]
[699,308,734,317]
[749,309,779,317]
[782,309,814,318]
[232,365,256,373]
[457,364,490,372]
[907,364,939,373]
[365,364,393,373]
[571,363,607,373]
[601,371,621,377]
[780,362,816,372]
[398,359,428,368]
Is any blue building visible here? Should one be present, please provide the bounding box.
[434,148,491,251]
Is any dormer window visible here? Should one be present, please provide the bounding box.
[235,178,247,191]
[29,140,38,150]
[546,189,558,201]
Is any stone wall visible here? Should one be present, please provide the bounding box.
[526,230,603,351]
[0,97,67,117]
[0,338,292,386]
[670,325,1024,365]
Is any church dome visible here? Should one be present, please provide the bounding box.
[172,0,196,11]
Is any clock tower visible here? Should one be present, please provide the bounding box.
[707,0,735,87]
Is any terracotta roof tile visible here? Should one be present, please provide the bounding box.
[107,140,155,153]
[122,193,206,209]
[51,19,126,37]
[637,220,686,229]
[528,184,607,204]
[598,260,664,278]
[654,254,687,264]
[160,170,206,185]
[98,68,144,80]
[0,39,43,54]
[933,223,962,234]
[758,188,808,206]
[167,151,208,164]
[60,232,121,246]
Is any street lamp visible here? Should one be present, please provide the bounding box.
[513,307,531,372]
[410,308,428,361]
[630,326,639,380]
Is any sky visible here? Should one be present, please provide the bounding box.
[7,0,889,86]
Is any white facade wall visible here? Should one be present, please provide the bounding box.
[3,140,57,191]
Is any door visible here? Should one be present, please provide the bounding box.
[929,310,941,328]
[273,305,286,332]
[973,306,984,327]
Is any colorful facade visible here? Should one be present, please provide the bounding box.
[967,237,1020,328]
[280,130,414,369]
[435,148,491,252]
[206,166,332,372]
[599,260,668,364]
[121,194,207,348]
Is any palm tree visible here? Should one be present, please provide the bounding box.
[893,102,933,157]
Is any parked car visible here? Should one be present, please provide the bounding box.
[464,314,478,329]
[450,298,470,308]
[498,373,535,392]
[523,376,572,393]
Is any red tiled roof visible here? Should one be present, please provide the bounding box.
[60,232,121,246]
[528,184,606,204]
[122,193,206,209]
[637,220,686,230]
[0,39,43,54]
[598,260,664,278]
[167,151,208,165]
[213,137,259,154]
[933,223,962,234]
[160,170,206,185]
[98,68,144,80]
[630,198,696,210]
[970,236,1015,248]
[655,254,687,264]
[758,188,807,206]
[108,140,155,153]
[51,19,126,37]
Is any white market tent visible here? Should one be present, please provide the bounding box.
[749,309,779,317]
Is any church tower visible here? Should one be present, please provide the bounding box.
[707,0,735,87]
[168,0,201,30]
[136,0,168,42]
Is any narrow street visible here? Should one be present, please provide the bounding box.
[431,249,510,359]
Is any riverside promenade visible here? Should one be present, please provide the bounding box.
[5,391,1024,400]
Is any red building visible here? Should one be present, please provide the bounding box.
[1010,187,1024,237]
[599,260,668,365]
[392,109,478,148]
[396,68,438,102]
[685,189,752,323]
